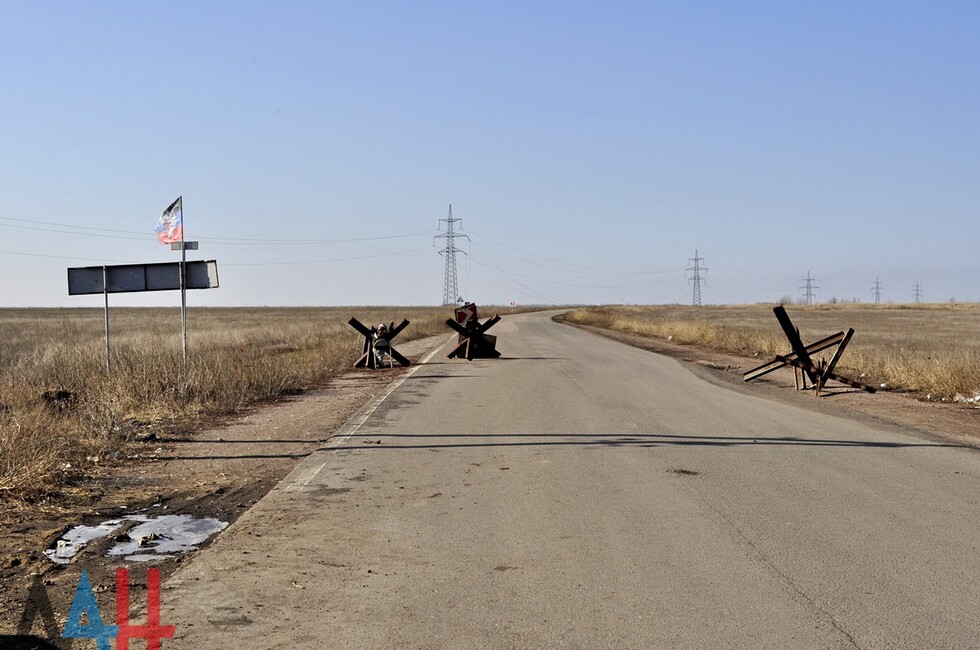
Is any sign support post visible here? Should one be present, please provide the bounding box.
[171,241,199,370]
[103,265,111,377]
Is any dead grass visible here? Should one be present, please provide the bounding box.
[0,306,530,502]
[563,303,980,400]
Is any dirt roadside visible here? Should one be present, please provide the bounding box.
[557,318,979,446]
[0,333,451,640]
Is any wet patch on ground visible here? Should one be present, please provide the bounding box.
[44,514,228,564]
[107,514,228,562]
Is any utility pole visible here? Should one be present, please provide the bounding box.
[434,204,469,306]
[686,249,707,307]
[799,272,819,305]
[872,277,884,305]
[913,282,923,304]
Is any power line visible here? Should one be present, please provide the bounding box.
[463,236,675,277]
[799,271,819,305]
[195,231,431,245]
[222,246,430,267]
[463,228,674,276]
[465,266,558,304]
[0,220,150,242]
[872,277,884,305]
[686,249,707,306]
[465,254,671,290]
[0,248,132,263]
[468,242,561,304]
[0,181,161,205]
[707,270,786,297]
[0,215,431,245]
[913,282,923,304]
[434,204,469,305]
[0,215,152,236]
[470,242,561,304]
[0,181,432,217]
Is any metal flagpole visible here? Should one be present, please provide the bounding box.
[180,241,187,370]
[171,196,197,372]
[103,265,111,377]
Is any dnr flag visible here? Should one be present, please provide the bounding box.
[155,196,183,244]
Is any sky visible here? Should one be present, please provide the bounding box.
[1,1,977,307]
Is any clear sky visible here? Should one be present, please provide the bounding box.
[1,1,977,307]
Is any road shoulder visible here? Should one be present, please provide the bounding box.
[556,317,980,447]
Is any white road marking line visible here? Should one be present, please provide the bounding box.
[325,334,453,449]
[283,462,327,492]
[282,335,453,492]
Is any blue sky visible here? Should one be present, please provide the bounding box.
[1,1,977,307]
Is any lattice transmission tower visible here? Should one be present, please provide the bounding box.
[686,249,707,306]
[871,278,884,305]
[434,204,469,305]
[800,272,819,305]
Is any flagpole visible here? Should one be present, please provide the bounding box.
[179,198,187,371]
[161,195,194,372]
[180,243,187,369]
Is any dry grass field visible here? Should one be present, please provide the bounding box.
[563,303,980,401]
[0,306,525,502]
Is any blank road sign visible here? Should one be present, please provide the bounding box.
[67,260,219,295]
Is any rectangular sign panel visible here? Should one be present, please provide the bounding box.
[68,260,219,295]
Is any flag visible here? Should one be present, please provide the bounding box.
[155,196,183,244]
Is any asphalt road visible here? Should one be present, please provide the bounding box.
[164,311,979,649]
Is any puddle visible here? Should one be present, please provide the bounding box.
[45,514,228,564]
[107,515,228,562]
[44,519,126,564]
